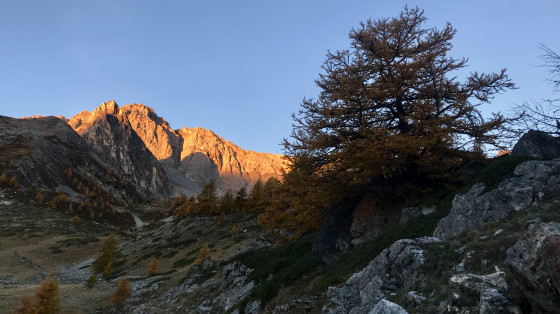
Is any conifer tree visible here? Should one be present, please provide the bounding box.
[146,257,159,276]
[284,6,516,208]
[34,277,60,314]
[110,277,132,309]
[197,182,218,213]
[195,243,211,264]
[94,233,117,274]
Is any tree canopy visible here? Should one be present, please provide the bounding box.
[283,7,515,206]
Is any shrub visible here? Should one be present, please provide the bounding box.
[93,233,117,274]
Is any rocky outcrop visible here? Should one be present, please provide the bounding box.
[434,159,560,239]
[511,130,560,159]
[506,221,560,312]
[448,270,521,313]
[323,239,424,313]
[218,262,255,312]
[68,101,171,198]
[69,102,287,196]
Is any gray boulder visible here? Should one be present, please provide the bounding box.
[399,206,435,224]
[448,271,520,313]
[218,262,255,312]
[506,221,560,312]
[323,239,424,313]
[369,299,408,314]
[434,159,560,239]
[512,130,560,159]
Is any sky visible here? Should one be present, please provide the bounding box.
[0,1,559,154]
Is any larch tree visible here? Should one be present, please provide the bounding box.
[283,6,516,208]
[110,276,132,309]
[94,233,118,275]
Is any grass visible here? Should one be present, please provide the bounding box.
[235,235,316,307]
[172,257,196,268]
[476,154,535,192]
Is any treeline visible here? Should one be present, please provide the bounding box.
[171,177,282,220]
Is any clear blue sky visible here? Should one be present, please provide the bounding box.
[1,1,559,154]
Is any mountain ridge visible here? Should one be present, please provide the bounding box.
[68,101,288,196]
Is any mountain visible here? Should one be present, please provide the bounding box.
[69,101,287,196]
[0,114,154,201]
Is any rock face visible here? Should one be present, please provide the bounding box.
[69,101,287,196]
[68,101,171,198]
[506,221,560,312]
[511,130,560,159]
[0,115,146,201]
[434,159,560,239]
[448,271,521,313]
[323,239,424,313]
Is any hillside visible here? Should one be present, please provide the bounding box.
[1,131,559,313]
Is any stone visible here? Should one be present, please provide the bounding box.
[448,271,520,313]
[368,299,408,314]
[407,291,427,307]
[244,300,260,314]
[434,158,560,239]
[323,239,424,313]
[511,130,560,159]
[399,206,436,223]
[506,221,560,312]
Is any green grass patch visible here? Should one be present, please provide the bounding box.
[476,155,535,192]
[236,235,316,306]
[172,257,196,268]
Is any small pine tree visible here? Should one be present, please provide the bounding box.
[195,243,211,264]
[34,277,60,314]
[71,215,79,223]
[218,212,225,225]
[94,233,117,273]
[146,257,159,276]
[0,172,8,184]
[230,224,237,235]
[110,277,132,309]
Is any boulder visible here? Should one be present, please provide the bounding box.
[369,299,408,314]
[448,271,520,313]
[506,221,560,312]
[323,239,424,313]
[434,159,560,239]
[399,206,435,224]
[511,130,560,159]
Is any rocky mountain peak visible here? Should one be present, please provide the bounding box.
[93,100,121,116]
[66,100,288,196]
